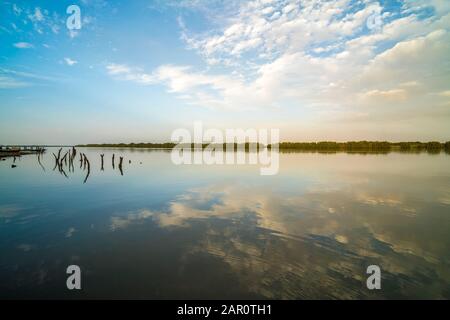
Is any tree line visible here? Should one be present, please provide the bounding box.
[78,141,450,153]
[274,141,450,152]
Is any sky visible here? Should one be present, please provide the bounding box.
[0,0,449,144]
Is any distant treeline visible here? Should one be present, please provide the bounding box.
[77,142,264,151]
[78,141,450,152]
[276,141,450,152]
[78,142,178,149]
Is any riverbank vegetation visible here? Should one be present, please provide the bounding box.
[276,141,450,153]
[77,141,450,153]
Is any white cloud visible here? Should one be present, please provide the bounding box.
[106,63,156,84]
[107,63,271,110]
[13,4,22,16]
[0,76,29,89]
[26,7,44,23]
[106,63,132,75]
[184,0,375,62]
[68,29,79,38]
[0,67,59,82]
[64,58,78,66]
[362,89,408,102]
[108,0,450,137]
[438,90,450,97]
[13,42,33,49]
[19,5,64,35]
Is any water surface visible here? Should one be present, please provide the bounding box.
[1,148,449,299]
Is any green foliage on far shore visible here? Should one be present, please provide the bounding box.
[77,142,265,152]
[275,141,448,152]
[77,142,178,149]
[77,141,450,153]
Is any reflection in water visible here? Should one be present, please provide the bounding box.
[82,154,90,184]
[109,183,450,299]
[37,153,45,172]
[0,149,449,299]
[118,157,124,176]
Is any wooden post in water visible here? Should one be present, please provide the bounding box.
[83,154,87,170]
[69,150,74,172]
[62,151,68,166]
[118,156,123,176]
[56,148,62,163]
[83,157,91,183]
[100,154,104,171]
[52,153,58,170]
[68,150,71,172]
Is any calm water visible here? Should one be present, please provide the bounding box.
[1,148,449,299]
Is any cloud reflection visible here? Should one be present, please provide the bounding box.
[109,181,450,299]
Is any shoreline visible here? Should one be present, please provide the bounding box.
[76,141,450,153]
[0,149,46,158]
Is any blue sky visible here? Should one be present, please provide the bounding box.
[1,0,449,144]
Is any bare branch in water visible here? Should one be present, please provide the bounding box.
[56,148,62,163]
[37,153,45,172]
[118,156,124,176]
[52,153,59,171]
[83,157,91,183]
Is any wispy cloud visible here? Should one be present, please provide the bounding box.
[10,4,63,35]
[438,90,450,97]
[0,67,60,89]
[106,63,155,84]
[64,57,78,66]
[13,42,33,49]
[28,7,44,22]
[106,63,263,110]
[12,4,22,16]
[0,76,29,89]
